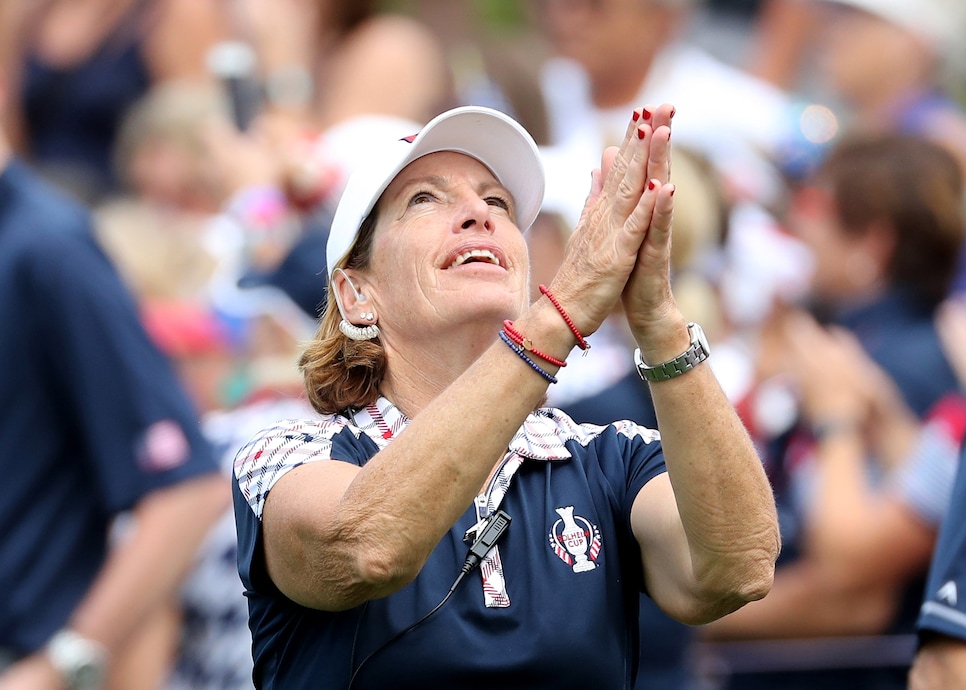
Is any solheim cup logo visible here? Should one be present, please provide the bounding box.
[549,506,602,573]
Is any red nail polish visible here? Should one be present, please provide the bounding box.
[669,185,676,197]
[642,108,652,121]
[632,109,640,122]
[669,107,676,119]
[648,179,656,191]
[637,127,646,140]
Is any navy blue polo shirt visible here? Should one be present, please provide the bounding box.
[0,160,217,654]
[234,397,667,689]
[917,444,966,642]
[835,289,958,417]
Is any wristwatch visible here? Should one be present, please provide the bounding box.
[45,629,107,690]
[634,322,711,382]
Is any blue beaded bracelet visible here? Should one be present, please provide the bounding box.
[499,331,558,384]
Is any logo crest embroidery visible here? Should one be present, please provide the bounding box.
[549,506,601,573]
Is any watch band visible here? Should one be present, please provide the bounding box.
[634,322,710,382]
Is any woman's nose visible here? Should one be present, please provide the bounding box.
[456,193,493,233]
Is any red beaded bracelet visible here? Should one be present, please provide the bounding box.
[538,285,590,351]
[502,320,567,367]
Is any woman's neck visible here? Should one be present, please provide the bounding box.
[377,319,502,418]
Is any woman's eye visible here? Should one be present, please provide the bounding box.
[409,191,436,206]
[485,196,510,211]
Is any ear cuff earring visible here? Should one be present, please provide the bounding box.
[339,320,380,341]
[331,267,380,341]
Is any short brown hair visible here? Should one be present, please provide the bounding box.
[817,134,966,305]
[299,209,387,414]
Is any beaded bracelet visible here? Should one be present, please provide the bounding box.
[499,331,558,384]
[538,285,590,351]
[502,320,567,367]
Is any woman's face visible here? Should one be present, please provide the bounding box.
[788,186,874,302]
[360,151,531,340]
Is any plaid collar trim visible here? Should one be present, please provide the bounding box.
[351,397,573,462]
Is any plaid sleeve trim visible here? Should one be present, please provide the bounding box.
[233,416,355,519]
[507,407,660,461]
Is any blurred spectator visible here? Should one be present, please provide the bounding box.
[533,0,796,226]
[137,298,315,690]
[701,133,966,688]
[216,0,452,203]
[113,80,232,214]
[0,0,227,203]
[688,0,819,91]
[0,75,226,690]
[911,299,966,690]
[811,0,966,171]
[228,0,450,130]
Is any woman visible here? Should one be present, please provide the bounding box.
[232,104,780,689]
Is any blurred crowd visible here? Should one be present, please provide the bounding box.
[1,0,966,689]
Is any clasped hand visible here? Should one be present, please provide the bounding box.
[548,104,679,344]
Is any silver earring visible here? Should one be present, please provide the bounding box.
[339,319,380,341]
[360,312,375,322]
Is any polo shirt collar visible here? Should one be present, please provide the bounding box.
[351,396,573,462]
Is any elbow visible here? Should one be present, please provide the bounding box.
[733,527,782,605]
[687,534,781,625]
[280,536,424,612]
[335,518,428,604]
[351,546,422,598]
[734,555,777,605]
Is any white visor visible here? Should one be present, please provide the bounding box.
[325,105,545,279]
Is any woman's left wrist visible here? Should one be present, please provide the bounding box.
[630,315,691,366]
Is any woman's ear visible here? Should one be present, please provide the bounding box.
[331,268,371,322]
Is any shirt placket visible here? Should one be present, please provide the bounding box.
[473,452,525,608]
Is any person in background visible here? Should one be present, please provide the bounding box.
[0,74,227,690]
[138,299,314,690]
[810,0,966,171]
[910,447,966,690]
[701,133,966,689]
[909,297,966,689]
[533,0,794,227]
[229,0,451,133]
[213,0,452,218]
[232,103,780,689]
[0,0,227,204]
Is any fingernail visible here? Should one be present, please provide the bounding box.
[637,126,646,140]
[669,185,676,197]
[642,108,652,121]
[669,107,676,119]
[632,109,640,122]
[648,179,657,191]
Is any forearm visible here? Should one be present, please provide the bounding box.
[68,474,228,654]
[702,560,898,640]
[645,325,780,604]
[329,302,574,587]
[803,430,876,561]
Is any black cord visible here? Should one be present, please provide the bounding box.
[346,510,511,689]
